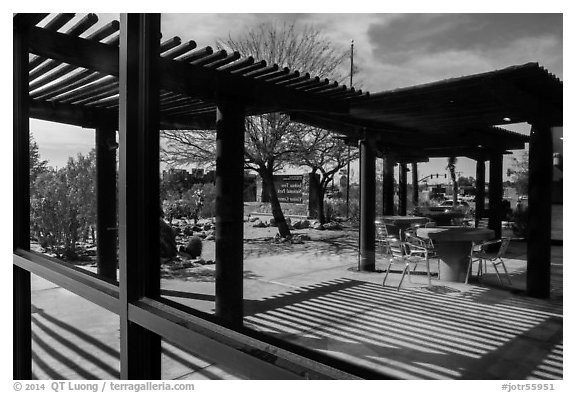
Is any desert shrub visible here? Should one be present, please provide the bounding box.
[511,207,529,238]
[30,152,96,260]
[324,198,360,225]
[165,183,216,222]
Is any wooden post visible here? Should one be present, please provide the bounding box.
[488,152,503,240]
[411,162,418,207]
[215,101,245,326]
[382,155,394,216]
[527,124,552,298]
[13,17,32,380]
[118,13,161,379]
[399,163,407,216]
[359,139,376,271]
[475,158,486,227]
[96,127,118,281]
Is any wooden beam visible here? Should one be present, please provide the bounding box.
[398,163,407,216]
[215,102,245,326]
[30,99,116,128]
[28,27,348,114]
[526,124,552,298]
[382,155,395,216]
[411,163,419,206]
[96,127,118,281]
[475,159,486,226]
[13,13,49,30]
[118,13,161,380]
[359,139,376,271]
[488,152,503,240]
[13,21,32,380]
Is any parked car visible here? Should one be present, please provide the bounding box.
[439,200,470,208]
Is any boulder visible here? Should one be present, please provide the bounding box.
[159,219,177,259]
[312,221,324,230]
[183,226,195,236]
[205,234,215,241]
[292,219,310,229]
[252,219,267,228]
[249,216,260,222]
[323,221,342,230]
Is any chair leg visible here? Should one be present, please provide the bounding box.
[397,264,409,290]
[493,263,503,286]
[465,257,474,284]
[426,257,431,286]
[499,259,513,285]
[383,259,394,286]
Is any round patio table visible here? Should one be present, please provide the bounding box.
[378,216,428,239]
[416,226,494,282]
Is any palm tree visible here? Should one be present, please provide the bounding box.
[447,156,458,209]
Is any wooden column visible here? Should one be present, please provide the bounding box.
[527,124,552,298]
[382,155,394,216]
[215,101,245,326]
[359,139,376,271]
[488,152,503,240]
[118,13,161,379]
[398,163,407,216]
[13,17,32,380]
[411,162,419,207]
[96,127,118,281]
[475,158,486,226]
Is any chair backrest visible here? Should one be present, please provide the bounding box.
[477,218,489,228]
[375,221,388,240]
[385,224,400,238]
[497,237,511,258]
[388,237,405,258]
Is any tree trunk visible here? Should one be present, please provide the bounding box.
[261,170,291,237]
[310,172,326,223]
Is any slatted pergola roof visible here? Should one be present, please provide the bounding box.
[25,13,562,160]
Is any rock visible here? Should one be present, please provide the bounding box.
[252,219,267,228]
[300,234,311,241]
[160,219,177,259]
[312,221,324,230]
[205,234,215,241]
[249,216,260,222]
[184,235,203,258]
[203,223,212,231]
[183,226,195,236]
[291,235,304,244]
[192,225,203,232]
[172,226,182,235]
[323,221,342,230]
[292,219,310,229]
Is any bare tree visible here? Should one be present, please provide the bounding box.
[220,21,349,237]
[161,21,349,237]
[292,127,359,223]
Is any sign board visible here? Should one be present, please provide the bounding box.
[274,175,303,203]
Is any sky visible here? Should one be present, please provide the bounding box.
[27,11,563,182]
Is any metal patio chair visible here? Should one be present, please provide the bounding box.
[465,237,512,286]
[382,236,431,290]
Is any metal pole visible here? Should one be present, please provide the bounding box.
[346,41,354,218]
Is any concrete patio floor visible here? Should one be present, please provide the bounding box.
[30,236,563,380]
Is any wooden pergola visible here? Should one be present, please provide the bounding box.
[14,13,563,380]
